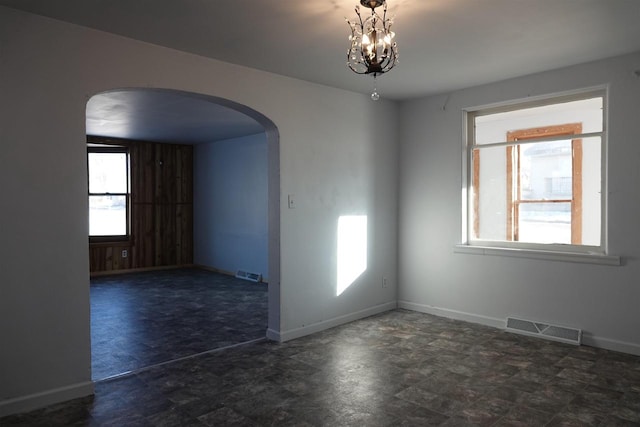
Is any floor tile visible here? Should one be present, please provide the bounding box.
[91,268,267,380]
[3,308,640,426]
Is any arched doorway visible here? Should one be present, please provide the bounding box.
[86,88,280,380]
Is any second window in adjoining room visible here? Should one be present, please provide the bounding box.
[88,145,130,240]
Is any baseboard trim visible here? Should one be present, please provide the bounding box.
[399,301,640,356]
[193,264,235,277]
[398,300,504,329]
[271,301,397,342]
[0,381,94,418]
[581,333,640,356]
[266,328,281,342]
[90,264,194,278]
[194,265,269,284]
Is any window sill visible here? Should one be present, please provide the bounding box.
[89,237,131,246]
[454,244,621,266]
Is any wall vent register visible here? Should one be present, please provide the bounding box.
[236,270,262,283]
[506,316,581,345]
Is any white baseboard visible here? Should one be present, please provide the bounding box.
[582,333,640,356]
[193,264,235,277]
[90,264,194,278]
[268,301,397,342]
[398,300,505,329]
[266,328,281,342]
[399,300,640,356]
[0,381,94,418]
[194,265,269,284]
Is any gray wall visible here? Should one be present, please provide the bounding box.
[398,52,640,355]
[194,133,269,279]
[0,6,398,415]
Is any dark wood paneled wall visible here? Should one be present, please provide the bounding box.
[88,136,193,274]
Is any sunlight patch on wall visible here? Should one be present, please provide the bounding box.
[337,215,368,296]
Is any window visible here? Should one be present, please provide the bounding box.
[465,91,606,254]
[505,123,583,244]
[88,146,130,240]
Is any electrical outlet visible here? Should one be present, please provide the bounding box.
[382,276,388,288]
[121,249,128,258]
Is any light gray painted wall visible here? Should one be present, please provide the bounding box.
[194,133,269,279]
[398,51,640,355]
[0,6,398,414]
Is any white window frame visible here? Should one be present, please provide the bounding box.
[88,144,131,242]
[456,87,620,265]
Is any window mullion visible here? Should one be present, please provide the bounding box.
[474,131,602,149]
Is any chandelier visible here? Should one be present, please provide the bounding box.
[346,0,398,100]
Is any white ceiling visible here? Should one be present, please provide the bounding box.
[4,0,640,143]
[86,89,265,144]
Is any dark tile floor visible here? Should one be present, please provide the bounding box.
[3,309,640,426]
[91,268,268,380]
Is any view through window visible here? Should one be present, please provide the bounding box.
[468,92,605,250]
[88,147,130,238]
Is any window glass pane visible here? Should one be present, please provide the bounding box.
[472,136,601,246]
[519,139,573,201]
[518,202,571,244]
[473,145,507,241]
[89,195,127,236]
[88,152,127,193]
[581,136,601,246]
[475,97,602,146]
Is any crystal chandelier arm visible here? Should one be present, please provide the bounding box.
[382,2,388,29]
[347,5,365,30]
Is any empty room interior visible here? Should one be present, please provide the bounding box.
[1,1,640,426]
